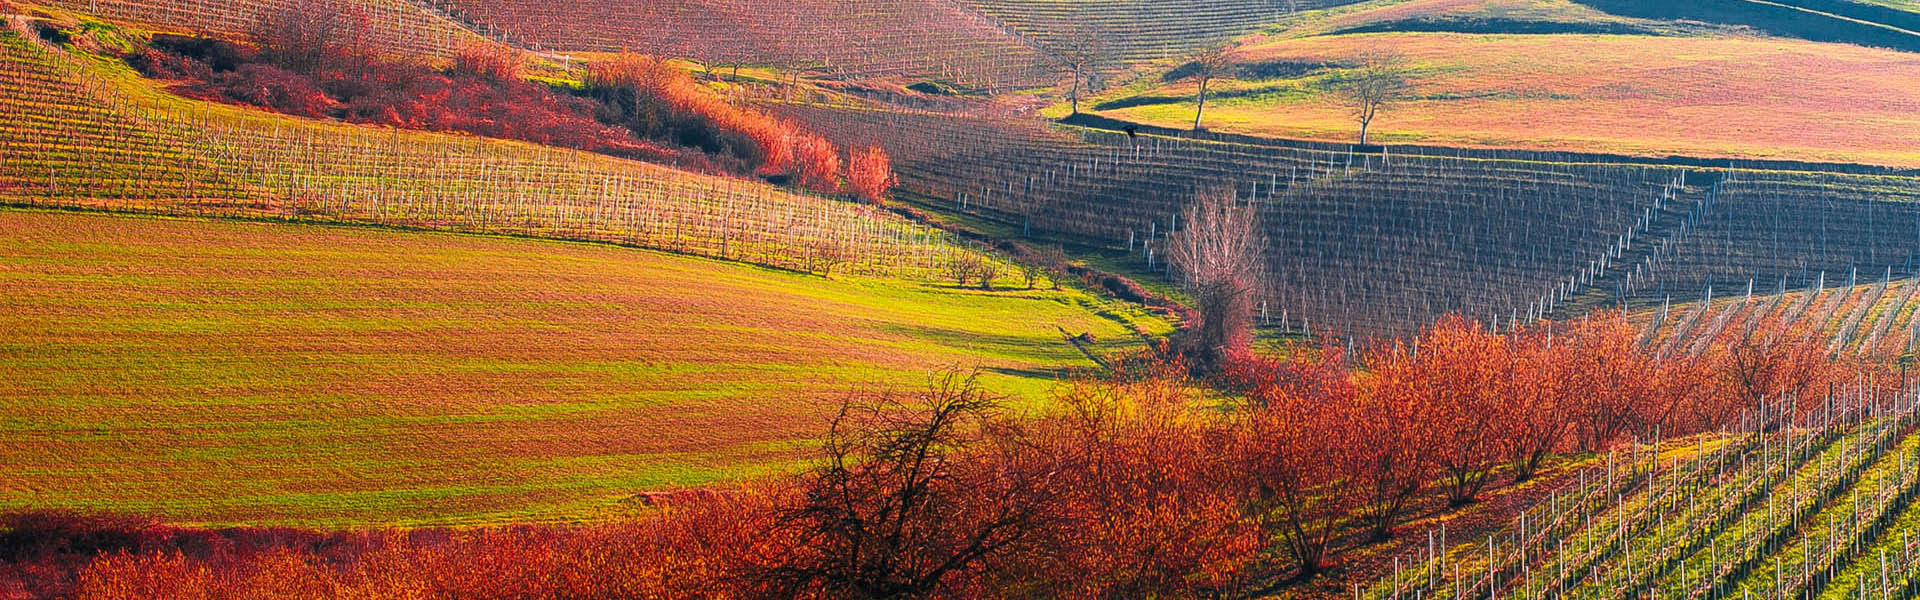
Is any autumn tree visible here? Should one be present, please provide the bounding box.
[1166,190,1267,369]
[1411,315,1510,506]
[1709,317,1837,423]
[1351,341,1433,541]
[1558,312,1658,451]
[1014,360,1261,599]
[1235,344,1358,578]
[847,146,895,204]
[761,370,1058,600]
[794,134,842,194]
[1334,47,1409,145]
[1503,323,1571,481]
[1186,45,1233,131]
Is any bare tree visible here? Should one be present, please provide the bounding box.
[760,370,1058,599]
[807,238,854,279]
[1053,20,1108,116]
[1166,190,1267,368]
[1334,47,1410,145]
[1187,46,1233,131]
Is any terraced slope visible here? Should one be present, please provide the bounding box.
[1360,386,1920,600]
[0,208,1160,526]
[767,102,1714,337]
[0,30,991,282]
[426,0,1056,91]
[770,102,1920,338]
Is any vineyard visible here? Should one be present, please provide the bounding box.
[764,102,1920,339]
[22,0,497,62]
[1358,382,1920,600]
[0,29,1000,282]
[422,0,1058,91]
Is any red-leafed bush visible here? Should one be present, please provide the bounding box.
[586,53,837,178]
[793,134,842,194]
[847,146,893,204]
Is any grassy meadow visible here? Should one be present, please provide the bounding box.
[0,208,1165,527]
[1072,30,1920,167]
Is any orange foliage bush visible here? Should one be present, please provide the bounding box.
[847,146,894,204]
[792,134,842,194]
[586,53,833,179]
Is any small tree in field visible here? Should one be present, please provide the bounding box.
[847,146,894,204]
[1054,20,1108,116]
[1187,46,1233,131]
[807,238,854,279]
[1334,47,1409,145]
[1166,190,1267,369]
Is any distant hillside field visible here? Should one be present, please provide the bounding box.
[1081,33,1920,168]
[0,209,1161,526]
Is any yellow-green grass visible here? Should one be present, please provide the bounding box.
[0,208,1166,527]
[1071,32,1920,168]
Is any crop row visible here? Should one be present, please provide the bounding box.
[0,32,993,281]
[765,102,1712,338]
[29,0,494,62]
[1640,271,1920,362]
[424,0,1057,91]
[1368,383,1920,600]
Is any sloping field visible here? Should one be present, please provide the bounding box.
[1630,273,1920,361]
[427,0,1056,90]
[20,0,496,62]
[0,29,988,282]
[0,209,1160,526]
[1285,0,1676,35]
[1358,388,1920,600]
[957,0,1349,75]
[1085,33,1920,168]
[767,102,1920,338]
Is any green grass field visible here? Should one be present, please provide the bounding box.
[0,208,1166,527]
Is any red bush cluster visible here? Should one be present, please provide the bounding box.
[1223,310,1871,574]
[582,53,849,187]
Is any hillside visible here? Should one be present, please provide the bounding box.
[426,0,1058,91]
[0,26,986,282]
[766,102,1920,338]
[1356,395,1920,600]
[0,208,1161,526]
[21,0,498,61]
[1074,32,1920,168]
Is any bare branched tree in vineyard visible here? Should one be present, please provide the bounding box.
[1167,190,1267,368]
[1335,47,1410,145]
